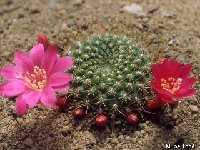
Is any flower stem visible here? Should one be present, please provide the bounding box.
[146,96,165,109]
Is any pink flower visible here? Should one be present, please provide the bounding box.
[147,58,197,109]
[0,44,73,115]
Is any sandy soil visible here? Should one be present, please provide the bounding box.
[0,0,200,149]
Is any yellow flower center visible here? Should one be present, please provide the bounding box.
[160,77,182,94]
[24,66,47,90]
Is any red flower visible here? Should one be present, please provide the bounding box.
[151,58,197,104]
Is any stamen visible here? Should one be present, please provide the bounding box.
[24,66,47,91]
[160,77,182,94]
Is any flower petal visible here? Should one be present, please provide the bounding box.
[48,72,72,87]
[180,77,197,89]
[40,87,56,108]
[0,66,18,79]
[0,80,26,97]
[26,91,41,108]
[179,64,192,79]
[152,64,162,81]
[14,50,34,73]
[15,94,29,115]
[41,44,58,75]
[50,56,74,74]
[53,83,70,92]
[29,43,44,67]
[162,59,181,78]
[158,94,174,103]
[175,89,197,99]
[151,81,174,99]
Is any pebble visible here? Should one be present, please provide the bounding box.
[24,138,33,146]
[148,6,159,14]
[125,136,130,141]
[73,0,84,6]
[18,13,24,18]
[0,28,3,34]
[123,3,146,16]
[110,138,119,144]
[62,125,70,131]
[16,118,23,124]
[140,130,145,134]
[72,145,84,150]
[118,135,124,140]
[189,105,199,113]
[168,39,173,45]
[30,8,40,14]
[176,54,186,63]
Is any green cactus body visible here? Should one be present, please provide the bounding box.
[68,34,152,115]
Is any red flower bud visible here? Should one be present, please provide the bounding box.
[96,114,108,127]
[73,108,85,119]
[126,113,139,125]
[38,33,49,50]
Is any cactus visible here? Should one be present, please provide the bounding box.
[68,34,152,116]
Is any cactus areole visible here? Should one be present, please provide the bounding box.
[68,34,152,115]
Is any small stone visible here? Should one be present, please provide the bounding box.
[24,138,33,146]
[72,145,84,150]
[148,6,159,13]
[189,105,199,113]
[18,13,24,18]
[73,0,84,6]
[67,19,77,27]
[176,54,185,63]
[125,136,130,141]
[81,24,88,30]
[118,135,124,140]
[140,130,145,134]
[6,0,13,6]
[168,40,173,45]
[16,118,23,124]
[110,138,119,144]
[61,126,71,137]
[123,3,146,16]
[0,29,3,34]
[63,125,70,131]
[161,11,177,18]
[31,8,40,14]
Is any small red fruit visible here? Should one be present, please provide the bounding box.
[56,97,68,108]
[126,113,139,125]
[73,108,85,119]
[96,114,108,127]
